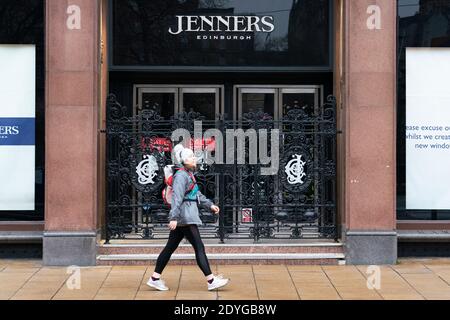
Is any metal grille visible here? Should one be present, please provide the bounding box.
[105,94,338,242]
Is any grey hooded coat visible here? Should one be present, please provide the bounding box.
[168,169,214,226]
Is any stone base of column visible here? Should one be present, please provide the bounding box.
[345,231,397,265]
[43,231,97,266]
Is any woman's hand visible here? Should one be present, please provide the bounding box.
[211,205,220,214]
[169,220,178,230]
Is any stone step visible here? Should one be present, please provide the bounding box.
[96,253,346,266]
[98,242,344,255]
[96,241,345,265]
[398,230,450,241]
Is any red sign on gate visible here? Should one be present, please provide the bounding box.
[141,137,172,152]
[140,137,216,153]
[241,208,253,223]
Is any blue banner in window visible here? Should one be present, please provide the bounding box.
[0,118,35,146]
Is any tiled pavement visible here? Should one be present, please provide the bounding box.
[1,259,450,300]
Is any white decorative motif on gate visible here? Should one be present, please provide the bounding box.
[285,154,307,185]
[136,155,158,185]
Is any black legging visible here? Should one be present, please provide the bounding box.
[154,224,212,276]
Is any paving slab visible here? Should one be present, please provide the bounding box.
[2,259,450,300]
[400,273,450,300]
[52,287,101,300]
[322,266,382,300]
[175,265,218,300]
[253,266,299,300]
[289,271,341,300]
[217,265,258,300]
[356,266,424,300]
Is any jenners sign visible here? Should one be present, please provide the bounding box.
[168,15,275,35]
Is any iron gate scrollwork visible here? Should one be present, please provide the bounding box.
[105,94,338,242]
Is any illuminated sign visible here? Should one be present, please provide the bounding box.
[168,15,275,39]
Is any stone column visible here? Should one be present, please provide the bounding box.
[43,0,100,266]
[344,0,397,264]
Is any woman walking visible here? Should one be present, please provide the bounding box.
[147,146,229,291]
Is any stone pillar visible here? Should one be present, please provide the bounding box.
[44,0,100,266]
[344,0,397,264]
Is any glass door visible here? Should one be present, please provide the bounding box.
[180,87,221,121]
[234,85,323,235]
[132,86,179,233]
[134,85,223,119]
[236,85,322,119]
[279,86,322,120]
[279,87,323,229]
[179,87,222,227]
[237,88,277,120]
[134,86,178,118]
[133,85,223,230]
[234,87,278,231]
[179,86,222,167]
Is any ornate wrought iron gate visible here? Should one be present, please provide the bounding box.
[105,94,338,243]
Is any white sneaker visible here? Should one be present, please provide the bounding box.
[147,278,169,291]
[207,274,229,291]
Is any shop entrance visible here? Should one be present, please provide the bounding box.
[105,84,337,243]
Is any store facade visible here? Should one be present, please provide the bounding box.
[105,0,337,247]
[3,0,444,266]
